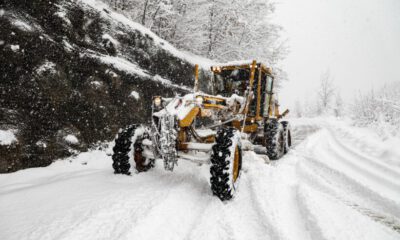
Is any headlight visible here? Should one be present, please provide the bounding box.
[153,96,162,107]
[196,96,204,105]
[212,66,221,72]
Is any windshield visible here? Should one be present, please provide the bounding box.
[214,69,250,97]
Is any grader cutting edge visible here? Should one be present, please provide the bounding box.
[112,60,291,201]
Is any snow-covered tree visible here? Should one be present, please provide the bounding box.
[101,0,287,82]
[350,82,400,137]
[294,99,303,118]
[333,91,344,117]
[318,70,335,112]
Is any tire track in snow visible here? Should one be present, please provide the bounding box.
[294,185,330,240]
[185,158,273,240]
[118,166,216,240]
[314,129,400,202]
[296,183,399,240]
[239,170,279,240]
[0,169,104,195]
[320,137,400,200]
[27,166,205,240]
[290,123,320,148]
[184,200,238,240]
[325,127,400,184]
[28,178,173,240]
[295,123,400,234]
[298,156,400,234]
[244,151,312,240]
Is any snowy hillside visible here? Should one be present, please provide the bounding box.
[0,0,212,172]
[0,118,399,240]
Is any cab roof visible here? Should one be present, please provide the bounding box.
[210,60,273,75]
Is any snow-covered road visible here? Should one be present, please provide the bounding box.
[1,119,399,240]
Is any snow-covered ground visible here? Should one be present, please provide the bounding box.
[1,118,399,240]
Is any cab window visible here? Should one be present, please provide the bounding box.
[263,75,273,117]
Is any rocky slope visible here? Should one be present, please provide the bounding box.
[0,0,211,172]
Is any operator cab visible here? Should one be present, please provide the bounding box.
[210,62,275,118]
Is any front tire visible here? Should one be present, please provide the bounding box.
[210,127,242,201]
[112,125,154,175]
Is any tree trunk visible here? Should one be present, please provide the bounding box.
[142,0,150,25]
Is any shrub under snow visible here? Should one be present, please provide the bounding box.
[0,129,17,146]
[64,134,79,145]
[350,82,400,138]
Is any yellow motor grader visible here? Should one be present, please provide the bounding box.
[112,60,291,200]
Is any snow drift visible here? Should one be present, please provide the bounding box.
[0,118,399,240]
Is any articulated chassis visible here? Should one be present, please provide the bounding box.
[138,60,288,171]
[112,60,291,200]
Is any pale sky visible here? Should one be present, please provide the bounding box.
[273,0,400,109]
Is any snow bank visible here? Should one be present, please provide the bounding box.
[55,5,72,26]
[12,19,33,32]
[35,140,47,148]
[62,39,74,52]
[216,59,254,67]
[102,33,119,46]
[10,44,19,52]
[0,129,17,146]
[64,134,79,145]
[98,55,147,78]
[94,54,191,91]
[36,61,57,75]
[129,91,139,100]
[90,81,103,88]
[80,0,215,69]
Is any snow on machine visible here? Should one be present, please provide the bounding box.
[112,60,291,200]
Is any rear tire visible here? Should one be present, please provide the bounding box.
[112,125,154,175]
[265,119,285,160]
[281,121,292,153]
[210,127,242,201]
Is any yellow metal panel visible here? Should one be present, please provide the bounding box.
[179,107,200,127]
[268,95,274,116]
[178,128,187,143]
[243,124,258,133]
[203,104,226,109]
[203,96,225,102]
[275,107,280,117]
[233,146,240,182]
[178,143,188,151]
[249,60,257,89]
[255,116,264,121]
[274,100,280,117]
[232,120,241,130]
[256,67,262,118]
[242,60,257,116]
[232,120,257,133]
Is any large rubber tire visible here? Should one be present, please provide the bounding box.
[112,125,154,175]
[281,121,292,153]
[265,119,285,160]
[210,127,242,201]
